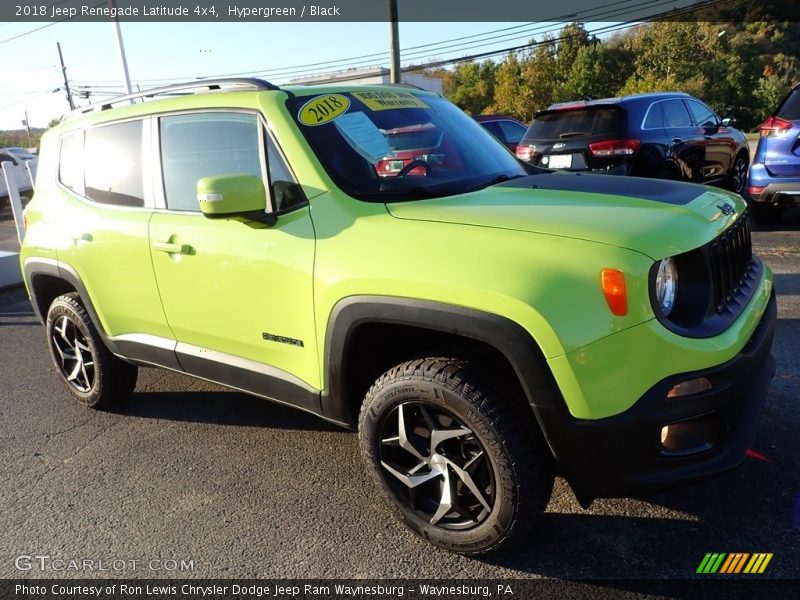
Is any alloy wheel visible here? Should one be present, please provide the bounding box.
[378,402,496,530]
[50,315,95,393]
[732,156,747,194]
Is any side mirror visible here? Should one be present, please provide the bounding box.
[196,174,276,226]
[721,116,736,127]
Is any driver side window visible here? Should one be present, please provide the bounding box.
[159,112,263,212]
[687,101,718,128]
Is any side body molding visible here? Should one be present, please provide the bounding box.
[22,257,323,419]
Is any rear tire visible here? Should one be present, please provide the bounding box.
[358,357,554,555]
[46,293,138,409]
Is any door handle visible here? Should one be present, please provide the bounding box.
[671,137,682,144]
[153,241,192,255]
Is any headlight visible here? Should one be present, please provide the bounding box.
[655,257,678,316]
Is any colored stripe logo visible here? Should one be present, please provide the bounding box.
[697,553,773,574]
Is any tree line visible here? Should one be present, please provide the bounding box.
[418,21,800,130]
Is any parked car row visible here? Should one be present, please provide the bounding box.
[472,89,799,225]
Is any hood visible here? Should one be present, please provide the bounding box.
[386,173,744,259]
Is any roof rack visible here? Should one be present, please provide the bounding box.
[62,78,279,122]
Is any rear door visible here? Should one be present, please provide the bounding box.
[661,99,706,182]
[54,121,173,345]
[761,88,800,177]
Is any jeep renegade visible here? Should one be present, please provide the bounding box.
[20,79,776,554]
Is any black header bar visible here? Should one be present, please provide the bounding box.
[3,0,798,23]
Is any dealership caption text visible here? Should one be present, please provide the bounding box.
[15,4,341,18]
[15,584,512,598]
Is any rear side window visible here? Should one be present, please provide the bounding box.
[480,121,502,140]
[662,100,693,128]
[525,107,625,140]
[59,131,85,196]
[776,89,800,120]
[84,120,145,207]
[643,103,664,129]
[159,112,262,211]
[497,120,526,144]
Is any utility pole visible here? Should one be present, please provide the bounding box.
[108,0,133,97]
[57,42,75,110]
[388,0,400,84]
[23,112,32,147]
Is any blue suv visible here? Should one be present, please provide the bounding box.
[748,84,800,223]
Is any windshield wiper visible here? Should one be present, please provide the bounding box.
[559,131,590,139]
[468,173,526,192]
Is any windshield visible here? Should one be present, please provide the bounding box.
[288,90,526,200]
[525,107,626,141]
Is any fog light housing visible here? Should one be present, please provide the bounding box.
[660,414,720,456]
[667,377,712,398]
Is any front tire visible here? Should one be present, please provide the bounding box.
[46,293,137,409]
[729,152,748,196]
[358,358,554,555]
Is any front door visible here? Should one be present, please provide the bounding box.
[662,99,706,182]
[148,111,320,398]
[687,99,732,182]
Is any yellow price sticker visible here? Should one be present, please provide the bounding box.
[352,91,429,111]
[298,94,350,126]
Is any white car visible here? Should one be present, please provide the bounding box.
[0,149,35,206]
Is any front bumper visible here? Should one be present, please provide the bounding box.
[538,290,777,505]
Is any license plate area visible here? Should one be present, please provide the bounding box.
[546,154,572,169]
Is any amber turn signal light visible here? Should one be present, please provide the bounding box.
[601,269,627,316]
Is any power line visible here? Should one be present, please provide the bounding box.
[69,21,553,85]
[276,0,733,82]
[0,1,105,46]
[0,88,61,111]
[71,0,732,94]
[301,0,736,85]
[69,0,674,86]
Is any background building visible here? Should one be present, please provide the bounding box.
[288,66,443,93]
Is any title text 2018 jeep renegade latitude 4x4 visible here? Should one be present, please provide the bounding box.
[21,79,776,555]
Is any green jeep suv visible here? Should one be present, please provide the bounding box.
[20,79,776,554]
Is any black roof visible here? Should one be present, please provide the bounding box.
[545,91,691,111]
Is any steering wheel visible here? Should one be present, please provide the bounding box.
[396,159,431,177]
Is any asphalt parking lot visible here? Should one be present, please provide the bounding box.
[0,204,798,582]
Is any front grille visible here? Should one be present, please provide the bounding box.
[709,212,753,313]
